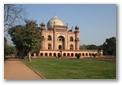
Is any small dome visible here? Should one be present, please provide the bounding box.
[75,25,79,30]
[75,25,79,29]
[47,16,64,29]
[41,22,45,26]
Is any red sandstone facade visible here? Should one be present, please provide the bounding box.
[39,15,103,58]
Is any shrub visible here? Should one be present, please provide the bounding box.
[58,53,62,58]
[75,53,81,59]
[92,54,96,58]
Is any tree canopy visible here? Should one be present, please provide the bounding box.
[80,44,99,50]
[4,37,16,60]
[8,20,42,58]
[102,37,116,56]
[4,4,25,32]
[79,37,116,56]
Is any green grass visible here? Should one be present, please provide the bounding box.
[22,58,116,79]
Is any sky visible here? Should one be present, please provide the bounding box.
[1,1,122,85]
[19,4,116,45]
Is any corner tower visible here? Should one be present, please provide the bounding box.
[75,25,80,50]
[40,22,46,49]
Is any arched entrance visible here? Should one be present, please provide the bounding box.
[49,53,52,56]
[54,53,56,57]
[40,53,43,56]
[71,53,74,56]
[57,36,65,50]
[67,53,70,56]
[59,45,62,50]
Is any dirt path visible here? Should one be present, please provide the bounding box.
[4,59,42,79]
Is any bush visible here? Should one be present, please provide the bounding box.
[92,54,96,58]
[58,53,62,58]
[75,53,81,59]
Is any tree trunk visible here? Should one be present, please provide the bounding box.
[28,52,31,62]
[38,52,40,57]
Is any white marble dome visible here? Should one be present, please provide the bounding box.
[47,16,64,29]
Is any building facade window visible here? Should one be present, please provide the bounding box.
[42,36,44,40]
[70,44,73,50]
[70,37,73,41]
[48,35,52,40]
[58,36,64,42]
[48,43,51,49]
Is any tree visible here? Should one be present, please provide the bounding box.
[8,25,25,57]
[102,37,116,56]
[4,37,8,60]
[4,4,25,32]
[75,53,81,59]
[80,44,99,50]
[4,37,16,60]
[8,20,42,61]
[58,53,62,58]
[86,44,98,50]
[4,4,26,55]
[79,45,87,50]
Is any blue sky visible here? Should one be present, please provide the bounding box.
[22,4,116,45]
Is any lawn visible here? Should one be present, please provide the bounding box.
[22,58,116,79]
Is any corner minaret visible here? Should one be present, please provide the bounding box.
[40,22,46,50]
[75,25,80,50]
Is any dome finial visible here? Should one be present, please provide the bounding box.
[54,12,56,16]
